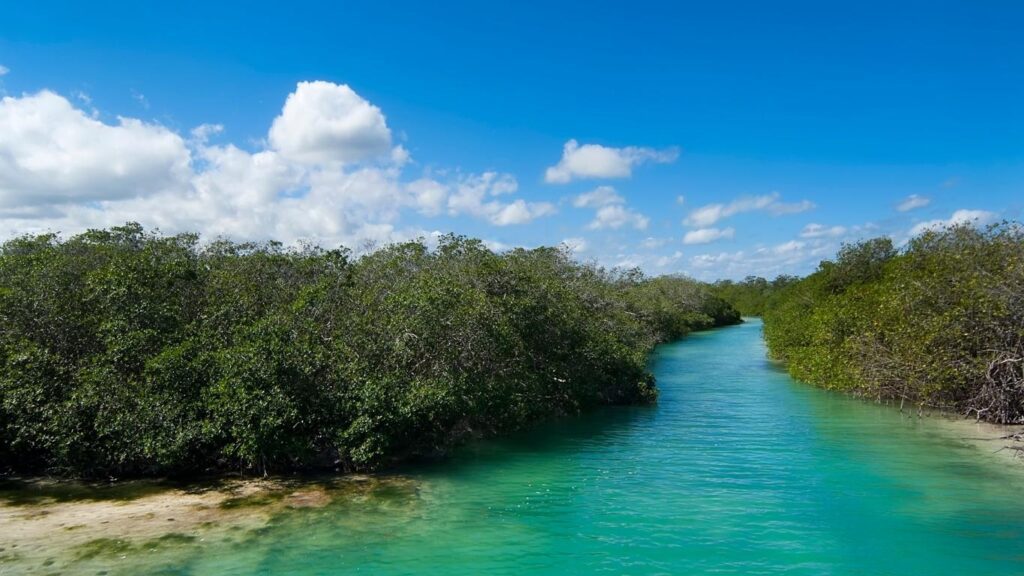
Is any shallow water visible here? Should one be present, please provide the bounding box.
[4,319,1024,574]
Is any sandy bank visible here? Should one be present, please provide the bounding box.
[0,475,414,574]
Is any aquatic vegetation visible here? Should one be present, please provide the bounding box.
[73,537,135,560]
[219,491,288,510]
[71,533,199,562]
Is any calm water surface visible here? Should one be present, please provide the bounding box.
[10,319,1024,574]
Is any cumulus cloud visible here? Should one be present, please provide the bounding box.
[770,199,816,216]
[491,199,557,226]
[572,185,623,208]
[642,236,671,249]
[544,139,678,184]
[570,185,649,231]
[683,227,735,245]
[406,177,448,216]
[684,192,813,227]
[268,80,393,165]
[687,238,834,280]
[655,251,684,268]
[897,194,930,212]
[595,250,686,274]
[446,171,556,226]
[0,82,556,246]
[587,204,649,230]
[0,90,192,208]
[909,209,998,237]
[799,223,847,238]
[190,123,224,143]
[561,237,589,254]
[187,145,301,233]
[690,251,746,269]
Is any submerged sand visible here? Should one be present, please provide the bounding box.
[0,475,417,575]
[930,414,1024,463]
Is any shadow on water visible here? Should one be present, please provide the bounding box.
[403,401,658,479]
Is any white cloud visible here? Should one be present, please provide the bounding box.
[570,184,649,231]
[690,251,746,269]
[655,251,684,268]
[687,238,831,280]
[800,223,847,238]
[189,145,300,227]
[642,236,671,249]
[909,209,998,237]
[771,199,815,216]
[268,81,393,165]
[771,240,805,255]
[587,204,649,230]
[561,237,588,254]
[406,178,448,216]
[390,145,410,167]
[683,227,735,245]
[190,123,224,143]
[0,65,8,76]
[0,90,192,208]
[683,193,787,225]
[544,139,678,184]
[0,83,556,247]
[572,185,623,208]
[446,172,555,226]
[676,195,685,206]
[598,249,685,273]
[613,255,643,269]
[897,194,930,212]
[684,192,813,227]
[490,199,556,226]
[446,172,515,215]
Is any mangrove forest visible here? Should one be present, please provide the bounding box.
[0,223,740,478]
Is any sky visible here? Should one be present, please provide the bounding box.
[0,1,1022,280]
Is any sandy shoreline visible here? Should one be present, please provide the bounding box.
[0,474,414,574]
[926,413,1024,464]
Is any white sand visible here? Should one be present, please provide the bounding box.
[0,475,398,574]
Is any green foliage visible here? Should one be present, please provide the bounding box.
[710,275,798,316]
[763,223,1024,423]
[0,225,739,477]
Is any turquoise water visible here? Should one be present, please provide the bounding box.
[10,319,1024,574]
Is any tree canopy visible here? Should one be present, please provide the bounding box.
[761,223,1024,423]
[0,224,739,477]
[710,275,799,317]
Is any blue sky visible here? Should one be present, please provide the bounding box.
[1,1,1021,279]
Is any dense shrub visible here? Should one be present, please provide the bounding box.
[763,223,1024,423]
[710,275,799,316]
[0,224,738,477]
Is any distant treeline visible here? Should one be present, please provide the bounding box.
[0,224,739,478]
[759,223,1024,424]
[710,275,799,316]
